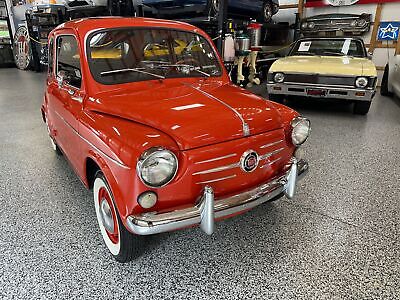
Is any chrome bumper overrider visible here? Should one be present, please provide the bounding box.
[126,158,308,236]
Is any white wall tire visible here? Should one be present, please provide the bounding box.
[93,172,145,262]
[94,175,121,256]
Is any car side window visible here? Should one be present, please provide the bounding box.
[48,38,54,77]
[56,35,82,89]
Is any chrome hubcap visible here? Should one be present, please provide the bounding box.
[100,198,115,233]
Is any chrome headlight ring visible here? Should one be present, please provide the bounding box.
[274,72,285,83]
[291,116,311,146]
[355,77,369,89]
[136,147,178,188]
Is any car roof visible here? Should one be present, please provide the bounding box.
[55,17,201,36]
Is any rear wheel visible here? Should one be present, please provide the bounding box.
[353,101,371,115]
[94,172,144,262]
[380,65,392,97]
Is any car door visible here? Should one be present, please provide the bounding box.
[48,32,84,172]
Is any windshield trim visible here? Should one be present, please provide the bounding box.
[85,26,223,85]
[288,38,367,58]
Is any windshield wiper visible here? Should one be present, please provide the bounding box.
[100,68,166,79]
[151,63,211,77]
[293,52,317,56]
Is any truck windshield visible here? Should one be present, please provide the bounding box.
[290,38,366,58]
[87,28,222,85]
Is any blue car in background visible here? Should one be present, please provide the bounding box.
[143,0,280,23]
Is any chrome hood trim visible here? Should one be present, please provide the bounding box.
[185,83,251,137]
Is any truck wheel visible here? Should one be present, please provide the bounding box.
[268,93,284,103]
[380,65,392,97]
[94,172,144,262]
[206,0,219,17]
[261,1,274,23]
[353,101,371,115]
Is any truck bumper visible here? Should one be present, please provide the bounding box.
[267,83,375,101]
[126,158,308,236]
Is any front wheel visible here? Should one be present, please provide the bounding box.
[94,172,144,262]
[353,101,371,115]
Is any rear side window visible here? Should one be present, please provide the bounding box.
[56,35,82,89]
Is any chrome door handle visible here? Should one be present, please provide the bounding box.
[67,89,75,95]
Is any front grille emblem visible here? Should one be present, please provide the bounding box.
[240,150,259,173]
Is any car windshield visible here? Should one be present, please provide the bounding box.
[289,38,366,58]
[87,28,222,84]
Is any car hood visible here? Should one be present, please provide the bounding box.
[270,55,377,77]
[86,80,284,150]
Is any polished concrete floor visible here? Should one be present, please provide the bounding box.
[0,68,399,299]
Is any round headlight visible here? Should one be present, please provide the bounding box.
[308,22,315,29]
[301,22,308,29]
[274,72,285,83]
[137,148,178,187]
[350,20,357,27]
[355,77,368,88]
[291,117,311,146]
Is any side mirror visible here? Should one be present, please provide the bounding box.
[367,52,373,60]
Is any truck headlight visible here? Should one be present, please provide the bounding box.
[274,72,285,83]
[137,148,178,187]
[291,117,311,146]
[355,77,368,88]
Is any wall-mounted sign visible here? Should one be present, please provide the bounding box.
[306,0,400,7]
[378,22,400,41]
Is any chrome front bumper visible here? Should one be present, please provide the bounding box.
[126,158,308,236]
[267,83,375,101]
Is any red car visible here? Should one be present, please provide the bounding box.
[42,17,310,262]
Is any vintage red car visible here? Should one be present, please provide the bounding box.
[42,17,310,262]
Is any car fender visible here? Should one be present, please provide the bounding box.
[79,111,180,221]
